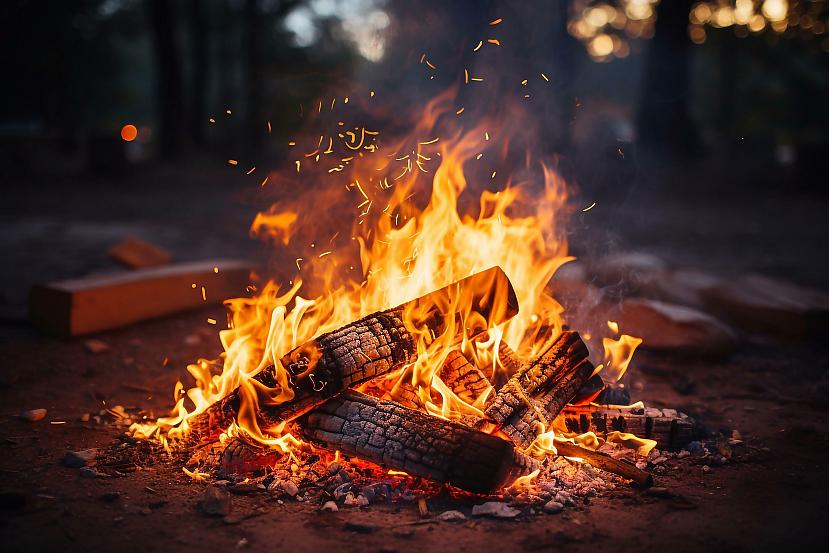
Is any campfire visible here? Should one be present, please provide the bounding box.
[115,89,701,513]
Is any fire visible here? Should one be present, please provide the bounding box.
[131,88,642,462]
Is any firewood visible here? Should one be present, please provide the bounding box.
[387,349,493,408]
[301,390,539,494]
[108,237,172,269]
[29,259,253,336]
[187,267,518,444]
[558,404,698,451]
[485,331,594,449]
[553,440,653,486]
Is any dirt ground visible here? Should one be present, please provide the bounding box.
[1,161,828,552]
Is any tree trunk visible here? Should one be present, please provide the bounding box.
[635,0,700,158]
[147,0,185,160]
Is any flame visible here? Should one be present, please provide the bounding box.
[132,88,643,457]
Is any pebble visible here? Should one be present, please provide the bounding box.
[276,480,298,497]
[62,449,98,469]
[437,510,466,522]
[320,501,339,512]
[201,485,231,517]
[542,500,564,514]
[79,467,101,478]
[471,501,521,519]
[356,494,370,507]
[83,339,110,354]
[702,465,711,473]
[19,409,47,422]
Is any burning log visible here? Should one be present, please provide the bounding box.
[485,331,595,449]
[188,267,518,444]
[558,405,698,451]
[301,390,538,494]
[553,440,653,487]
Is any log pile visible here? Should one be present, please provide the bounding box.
[175,266,670,493]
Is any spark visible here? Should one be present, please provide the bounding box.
[473,40,483,51]
[260,176,269,187]
[331,97,336,110]
[191,283,196,289]
[267,121,271,133]
[487,38,501,45]
[419,53,426,63]
[50,421,66,425]
[489,17,502,25]
[370,90,375,97]
[228,159,238,165]
[246,166,256,175]
[464,69,469,83]
[456,107,465,115]
[582,201,597,212]
[226,109,232,115]
[207,318,217,325]
[485,131,490,141]
[318,251,332,258]
[470,76,483,82]
[476,153,483,160]
[344,97,349,104]
[295,160,300,173]
[209,118,215,123]
[419,137,439,145]
[491,171,497,179]
[296,258,303,271]
[288,141,296,146]
[213,266,219,273]
[201,286,206,301]
[521,79,528,85]
[541,72,549,81]
[425,60,436,70]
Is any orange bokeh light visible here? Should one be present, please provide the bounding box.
[120,124,138,142]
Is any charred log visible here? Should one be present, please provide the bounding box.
[301,390,538,494]
[558,405,699,451]
[485,331,594,449]
[187,267,518,444]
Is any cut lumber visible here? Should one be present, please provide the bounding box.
[558,404,698,451]
[301,390,538,494]
[553,440,653,486]
[187,267,518,444]
[29,259,253,336]
[485,331,594,449]
[108,237,172,269]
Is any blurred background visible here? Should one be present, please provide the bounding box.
[1,0,827,322]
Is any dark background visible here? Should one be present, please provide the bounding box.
[0,0,827,317]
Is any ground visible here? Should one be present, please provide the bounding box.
[1,160,827,552]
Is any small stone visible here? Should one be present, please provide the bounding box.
[201,485,231,517]
[83,339,110,354]
[652,456,668,465]
[280,480,299,497]
[19,409,47,422]
[437,510,466,522]
[702,465,711,473]
[542,500,564,514]
[79,467,101,478]
[236,538,249,549]
[343,492,358,506]
[62,449,98,468]
[333,483,351,499]
[471,502,521,519]
[356,494,369,507]
[320,501,338,512]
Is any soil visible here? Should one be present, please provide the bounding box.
[1,161,828,552]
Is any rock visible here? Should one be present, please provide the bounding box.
[542,500,564,514]
[201,485,231,517]
[320,501,339,512]
[616,298,738,356]
[471,501,521,519]
[83,339,110,354]
[19,409,47,422]
[437,510,466,522]
[356,494,369,507]
[62,449,98,468]
[700,274,829,339]
[279,480,298,497]
[79,467,102,478]
[592,252,668,294]
[235,537,249,549]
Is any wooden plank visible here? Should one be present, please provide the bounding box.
[108,237,172,269]
[29,259,253,336]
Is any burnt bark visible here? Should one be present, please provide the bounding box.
[302,391,538,494]
[485,331,594,449]
[558,405,698,451]
[187,267,518,444]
